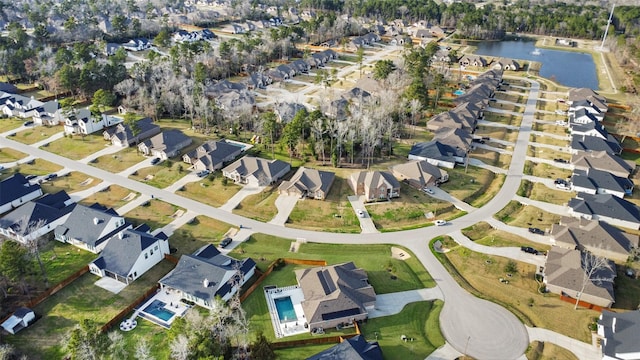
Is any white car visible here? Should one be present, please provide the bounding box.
[356,209,365,218]
[423,188,435,195]
[435,220,447,226]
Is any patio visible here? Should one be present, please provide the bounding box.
[264,285,308,338]
[134,288,191,328]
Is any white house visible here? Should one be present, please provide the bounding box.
[0,173,43,215]
[64,110,123,135]
[89,227,169,285]
[1,307,35,335]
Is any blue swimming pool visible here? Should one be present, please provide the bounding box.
[274,297,297,322]
[143,300,175,322]
[453,89,465,96]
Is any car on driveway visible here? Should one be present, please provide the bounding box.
[25,174,37,180]
[356,209,365,218]
[219,237,232,248]
[23,121,34,127]
[150,157,161,165]
[43,173,58,181]
[435,220,447,226]
[553,158,568,164]
[528,227,544,235]
[197,170,210,178]
[423,188,435,194]
[521,246,538,254]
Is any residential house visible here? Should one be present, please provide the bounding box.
[0,173,43,215]
[349,170,400,202]
[121,38,151,51]
[570,135,621,155]
[103,117,161,147]
[0,92,62,124]
[362,32,380,44]
[569,100,604,121]
[414,29,433,40]
[568,193,640,230]
[214,89,255,111]
[543,246,616,308]
[568,88,607,113]
[459,55,487,68]
[222,156,291,187]
[1,307,35,335]
[324,98,349,121]
[390,160,449,189]
[159,244,256,309]
[408,141,464,169]
[492,58,520,71]
[306,335,383,360]
[0,191,74,244]
[295,262,376,330]
[433,127,474,152]
[245,72,272,89]
[274,102,307,124]
[64,110,123,136]
[182,140,242,172]
[570,121,610,141]
[571,168,633,198]
[598,310,640,360]
[427,106,478,132]
[551,217,637,263]
[453,92,489,111]
[290,59,310,74]
[54,203,130,253]
[569,108,599,126]
[429,25,445,37]
[138,130,193,160]
[89,227,169,285]
[389,35,412,46]
[276,64,296,78]
[32,101,63,126]
[571,151,635,178]
[278,167,335,200]
[342,87,373,107]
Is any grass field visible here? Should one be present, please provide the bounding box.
[124,199,185,231]
[91,147,145,173]
[470,148,512,169]
[0,147,27,163]
[439,167,504,207]
[79,185,139,210]
[462,222,551,252]
[475,125,519,143]
[529,133,569,147]
[532,122,569,137]
[44,134,108,160]
[12,125,62,145]
[527,146,571,162]
[523,161,572,180]
[233,185,280,222]
[483,113,523,127]
[0,118,24,133]
[287,176,361,233]
[41,171,102,195]
[129,161,188,189]
[168,215,236,257]
[494,201,561,231]
[528,182,575,205]
[0,158,62,180]
[178,174,241,208]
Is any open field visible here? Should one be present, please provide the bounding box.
[287,176,361,233]
[177,174,242,208]
[527,146,571,162]
[124,199,185,230]
[475,125,519,143]
[12,125,62,145]
[91,147,144,173]
[494,201,561,231]
[0,147,27,163]
[523,161,572,180]
[530,133,569,147]
[0,158,63,180]
[439,167,505,207]
[168,215,236,257]
[40,171,102,195]
[129,161,188,189]
[79,185,138,210]
[44,134,109,160]
[233,185,280,222]
[0,118,25,133]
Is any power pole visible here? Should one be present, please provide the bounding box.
[599,4,615,51]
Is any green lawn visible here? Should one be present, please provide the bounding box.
[124,199,185,230]
[39,241,98,286]
[0,159,62,180]
[79,185,139,210]
[0,147,27,163]
[91,147,145,173]
[462,222,551,251]
[439,167,504,207]
[178,173,242,208]
[523,161,572,180]
[44,134,109,160]
[168,215,236,257]
[233,185,280,222]
[494,201,561,231]
[11,125,62,145]
[0,118,25,133]
[129,161,189,189]
[41,171,102,195]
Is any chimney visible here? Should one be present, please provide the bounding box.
[118,232,123,239]
[203,278,209,288]
[93,217,100,225]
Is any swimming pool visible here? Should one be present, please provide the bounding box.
[274,297,297,322]
[143,300,175,322]
[453,89,465,96]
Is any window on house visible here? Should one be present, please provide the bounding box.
[150,249,154,256]
[154,245,158,251]
[144,253,148,259]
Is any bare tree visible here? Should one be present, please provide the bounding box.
[169,334,190,360]
[574,251,615,310]
[135,337,154,360]
[16,217,50,288]
[107,331,128,360]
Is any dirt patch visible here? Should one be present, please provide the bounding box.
[391,246,411,260]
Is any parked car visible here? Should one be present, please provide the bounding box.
[553,158,568,163]
[23,120,34,127]
[423,188,435,195]
[44,173,58,181]
[197,170,210,178]
[25,174,37,180]
[528,227,544,235]
[435,220,447,226]
[356,209,365,218]
[472,138,485,144]
[219,237,232,248]
[8,133,16,137]
[150,157,161,165]
[521,246,538,254]
[554,178,566,185]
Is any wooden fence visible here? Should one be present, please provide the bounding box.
[272,320,361,349]
[559,295,605,312]
[101,284,160,333]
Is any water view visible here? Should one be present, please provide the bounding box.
[472,39,598,89]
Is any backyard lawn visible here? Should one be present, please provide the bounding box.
[366,184,462,231]
[286,177,361,233]
[529,133,569,147]
[168,215,236,257]
[435,240,599,342]
[233,185,280,222]
[527,146,571,162]
[523,161,572,179]
[0,118,24,133]
[470,148,512,169]
[494,201,562,231]
[12,125,62,145]
[124,199,185,230]
[129,161,188,189]
[44,134,109,160]
[41,171,102,195]
[475,125,519,143]
[461,222,551,252]
[178,174,241,208]
[0,147,27,163]
[0,158,62,180]
[91,147,145,173]
[439,167,505,207]
[79,185,139,210]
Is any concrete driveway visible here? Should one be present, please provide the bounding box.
[219,185,265,212]
[449,230,546,268]
[269,194,298,226]
[347,196,378,234]
[368,288,443,318]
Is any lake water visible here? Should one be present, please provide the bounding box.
[472,39,598,89]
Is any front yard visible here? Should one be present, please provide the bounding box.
[44,134,109,160]
[494,200,562,231]
[461,222,551,252]
[233,185,280,222]
[0,147,27,163]
[0,158,62,180]
[527,146,571,162]
[529,133,569,147]
[129,161,188,189]
[470,148,512,169]
[177,174,242,208]
[523,161,572,180]
[11,125,62,145]
[79,185,139,210]
[91,147,145,173]
[475,125,519,143]
[518,180,575,205]
[124,199,185,230]
[41,171,102,195]
[439,166,505,207]
[0,118,25,133]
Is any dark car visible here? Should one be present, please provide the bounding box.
[553,158,568,163]
[150,157,161,165]
[25,174,37,180]
[528,227,544,235]
[44,173,58,181]
[197,170,210,178]
[23,120,34,127]
[554,178,566,185]
[472,138,485,144]
[219,237,232,248]
[521,246,538,254]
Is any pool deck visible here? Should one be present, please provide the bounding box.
[264,285,308,338]
[134,288,191,328]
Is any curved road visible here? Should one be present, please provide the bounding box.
[0,79,539,359]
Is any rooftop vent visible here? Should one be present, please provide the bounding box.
[203,278,209,288]
[93,217,100,225]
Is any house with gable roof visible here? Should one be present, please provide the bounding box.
[159,244,256,308]
[274,102,307,124]
[222,156,290,187]
[551,217,637,263]
[278,167,335,200]
[569,100,604,121]
[138,130,193,160]
[390,160,448,189]
[89,226,169,285]
[0,191,74,244]
[543,246,616,308]
[182,140,242,172]
[103,117,161,147]
[571,151,635,178]
[570,120,609,140]
[349,170,400,202]
[296,262,376,330]
[306,334,383,360]
[54,203,130,253]
[0,173,43,215]
[568,193,640,230]
[459,55,487,68]
[570,168,633,198]
[1,307,35,335]
[64,109,123,135]
[598,310,640,360]
[492,58,520,71]
[568,88,607,113]
[570,135,621,155]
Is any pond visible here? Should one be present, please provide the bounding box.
[472,39,598,89]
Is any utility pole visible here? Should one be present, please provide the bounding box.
[599,4,615,51]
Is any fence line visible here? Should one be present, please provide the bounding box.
[559,295,605,312]
[272,320,361,349]
[100,284,160,333]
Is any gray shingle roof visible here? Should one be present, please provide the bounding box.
[0,173,42,208]
[569,193,640,224]
[571,168,633,195]
[140,129,192,154]
[571,135,621,154]
[185,140,241,166]
[110,118,159,145]
[551,217,636,258]
[278,167,335,196]
[306,334,383,360]
[599,310,640,358]
[222,156,290,182]
[0,191,74,234]
[409,141,461,162]
[390,160,447,188]
[92,229,165,277]
[571,151,635,177]
[54,203,128,248]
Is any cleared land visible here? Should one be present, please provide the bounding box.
[178,174,241,208]
[12,125,62,145]
[41,171,101,195]
[91,147,145,173]
[124,199,185,230]
[0,147,27,163]
[79,185,139,210]
[233,185,280,222]
[494,201,561,231]
[44,134,109,160]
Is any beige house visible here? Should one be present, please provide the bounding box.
[182,140,243,172]
[390,160,448,189]
[571,151,635,178]
[543,246,616,308]
[222,156,290,187]
[349,171,400,202]
[295,262,376,330]
[278,167,335,200]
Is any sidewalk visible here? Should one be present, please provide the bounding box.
[31,131,64,148]
[527,326,601,360]
[427,187,476,213]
